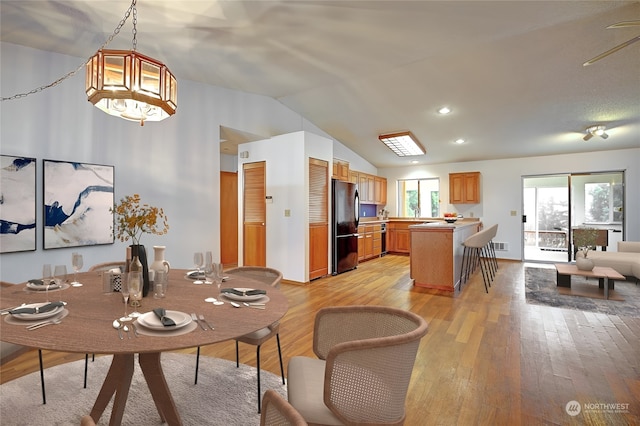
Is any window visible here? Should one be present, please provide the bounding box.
[585,181,623,223]
[397,178,439,218]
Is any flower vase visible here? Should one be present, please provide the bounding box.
[576,256,594,271]
[130,244,150,297]
[150,246,171,275]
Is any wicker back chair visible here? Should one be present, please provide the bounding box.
[87,261,125,272]
[261,389,308,426]
[287,305,428,425]
[194,266,285,413]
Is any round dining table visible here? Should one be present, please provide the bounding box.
[0,268,289,426]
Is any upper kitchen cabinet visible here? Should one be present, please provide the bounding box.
[374,176,387,205]
[332,159,350,181]
[449,172,481,204]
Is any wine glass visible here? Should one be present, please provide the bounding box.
[193,252,204,284]
[128,270,142,318]
[42,264,52,302]
[119,273,131,322]
[213,263,224,296]
[71,252,84,287]
[203,251,214,285]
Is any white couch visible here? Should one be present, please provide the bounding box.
[576,241,640,282]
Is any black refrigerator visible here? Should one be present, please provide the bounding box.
[331,179,360,275]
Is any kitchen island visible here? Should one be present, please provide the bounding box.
[409,220,481,291]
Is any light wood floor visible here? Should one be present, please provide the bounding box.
[2,256,639,425]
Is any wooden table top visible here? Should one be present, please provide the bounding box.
[0,269,288,355]
[554,263,625,279]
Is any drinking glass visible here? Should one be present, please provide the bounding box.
[42,264,53,302]
[53,265,67,286]
[193,252,204,284]
[71,252,84,287]
[203,251,214,285]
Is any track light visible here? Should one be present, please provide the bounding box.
[583,125,608,141]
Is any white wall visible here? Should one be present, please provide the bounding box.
[380,148,640,260]
[0,43,367,284]
[237,131,332,283]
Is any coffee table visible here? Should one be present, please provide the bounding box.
[554,263,625,300]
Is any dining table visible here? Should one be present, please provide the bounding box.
[0,268,289,426]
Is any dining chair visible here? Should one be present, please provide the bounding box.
[87,261,125,272]
[1,281,47,404]
[261,389,308,426]
[287,305,428,425]
[80,415,96,426]
[194,266,285,413]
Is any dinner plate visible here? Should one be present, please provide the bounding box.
[221,288,266,302]
[136,310,192,331]
[186,271,229,281]
[11,303,64,320]
[26,282,61,291]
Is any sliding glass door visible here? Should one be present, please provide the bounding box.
[522,171,624,263]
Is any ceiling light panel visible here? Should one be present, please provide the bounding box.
[379,131,425,157]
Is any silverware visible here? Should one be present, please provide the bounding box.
[243,302,265,309]
[191,312,207,330]
[27,318,62,330]
[229,302,241,308]
[123,324,131,339]
[113,319,123,339]
[131,322,139,337]
[199,314,214,330]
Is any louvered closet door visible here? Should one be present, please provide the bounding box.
[309,158,329,280]
[243,162,266,266]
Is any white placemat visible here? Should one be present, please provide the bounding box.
[134,320,198,337]
[4,309,69,326]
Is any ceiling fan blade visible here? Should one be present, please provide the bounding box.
[607,20,640,29]
[600,133,609,140]
[583,35,640,66]
[583,133,594,141]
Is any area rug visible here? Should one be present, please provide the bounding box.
[525,267,640,318]
[0,353,286,425]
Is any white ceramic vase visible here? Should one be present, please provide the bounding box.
[576,256,594,271]
[150,245,171,275]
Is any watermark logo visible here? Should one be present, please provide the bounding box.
[566,400,581,416]
[565,400,630,417]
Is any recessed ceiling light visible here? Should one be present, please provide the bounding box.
[437,106,451,115]
[411,160,419,164]
[454,138,465,144]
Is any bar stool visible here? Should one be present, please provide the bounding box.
[460,226,496,293]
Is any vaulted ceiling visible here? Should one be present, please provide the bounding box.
[1,1,639,167]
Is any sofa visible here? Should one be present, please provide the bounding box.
[576,241,640,283]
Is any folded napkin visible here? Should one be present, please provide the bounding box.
[28,279,44,286]
[221,288,266,297]
[152,308,176,327]
[10,301,65,315]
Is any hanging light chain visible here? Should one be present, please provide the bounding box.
[1,0,137,102]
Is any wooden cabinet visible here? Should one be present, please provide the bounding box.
[357,224,383,261]
[449,172,480,204]
[387,222,411,254]
[372,224,382,257]
[358,174,369,202]
[374,176,387,205]
[332,160,350,181]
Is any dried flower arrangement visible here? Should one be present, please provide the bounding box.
[111,194,169,246]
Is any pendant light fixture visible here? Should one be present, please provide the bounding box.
[85,0,177,126]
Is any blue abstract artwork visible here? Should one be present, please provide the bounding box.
[0,155,37,253]
[43,160,114,249]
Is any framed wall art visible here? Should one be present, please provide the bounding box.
[43,159,114,249]
[0,155,37,253]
